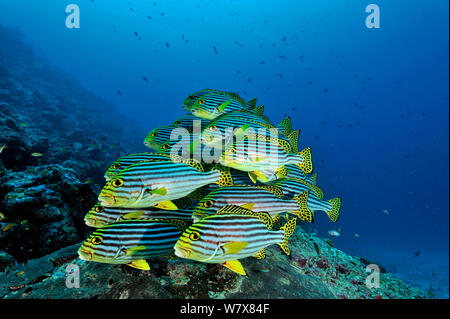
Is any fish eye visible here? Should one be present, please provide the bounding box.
[94,206,104,213]
[189,231,200,241]
[210,125,218,131]
[91,235,103,245]
[203,200,214,208]
[150,132,157,137]
[112,179,124,187]
[198,99,205,105]
[112,163,122,169]
[229,147,236,154]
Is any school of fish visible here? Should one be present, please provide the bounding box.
[78,88,342,275]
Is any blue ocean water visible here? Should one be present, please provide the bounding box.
[0,0,448,297]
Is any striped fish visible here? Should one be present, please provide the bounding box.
[270,178,341,222]
[276,164,317,185]
[144,125,178,150]
[98,160,233,209]
[78,219,187,270]
[182,89,222,111]
[105,153,175,181]
[174,205,297,275]
[190,92,249,120]
[84,202,194,228]
[220,136,313,183]
[192,185,313,223]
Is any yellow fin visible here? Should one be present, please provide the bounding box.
[125,246,147,256]
[256,185,284,199]
[310,173,317,185]
[127,259,150,270]
[297,147,313,174]
[248,172,258,184]
[223,242,248,254]
[148,187,167,196]
[123,211,145,219]
[253,248,266,259]
[217,100,232,112]
[278,217,297,255]
[216,205,273,230]
[287,130,300,154]
[250,170,268,182]
[326,198,341,222]
[222,260,246,276]
[153,200,178,210]
[240,203,255,210]
[292,191,314,223]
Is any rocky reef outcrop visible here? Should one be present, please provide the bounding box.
[0,225,424,299]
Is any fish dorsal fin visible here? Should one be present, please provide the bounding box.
[255,185,284,199]
[287,129,300,154]
[251,104,264,116]
[254,134,292,154]
[215,205,273,230]
[246,98,257,108]
[222,260,246,275]
[278,116,293,136]
[182,158,204,172]
[290,177,324,200]
[222,241,248,254]
[127,259,150,270]
[154,218,189,231]
[310,173,317,185]
[276,166,290,179]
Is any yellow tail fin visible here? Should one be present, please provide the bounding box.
[297,147,313,174]
[278,217,297,255]
[326,198,341,222]
[292,191,314,223]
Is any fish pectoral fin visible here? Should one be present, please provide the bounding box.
[125,245,147,256]
[250,170,268,182]
[123,211,145,219]
[222,241,248,254]
[217,100,231,113]
[127,259,150,270]
[153,200,178,210]
[234,124,250,137]
[222,260,246,276]
[147,187,167,196]
[247,172,258,183]
[240,203,255,210]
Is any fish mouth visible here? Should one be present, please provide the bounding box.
[84,217,100,228]
[99,193,116,206]
[78,248,93,261]
[174,246,191,259]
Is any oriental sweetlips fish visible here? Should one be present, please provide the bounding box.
[78,88,342,277]
[98,161,233,209]
[192,185,314,223]
[174,205,297,275]
[78,219,188,270]
[85,202,194,228]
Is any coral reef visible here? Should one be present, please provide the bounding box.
[0,224,425,299]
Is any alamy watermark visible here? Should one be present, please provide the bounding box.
[65,4,80,29]
[365,4,380,29]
